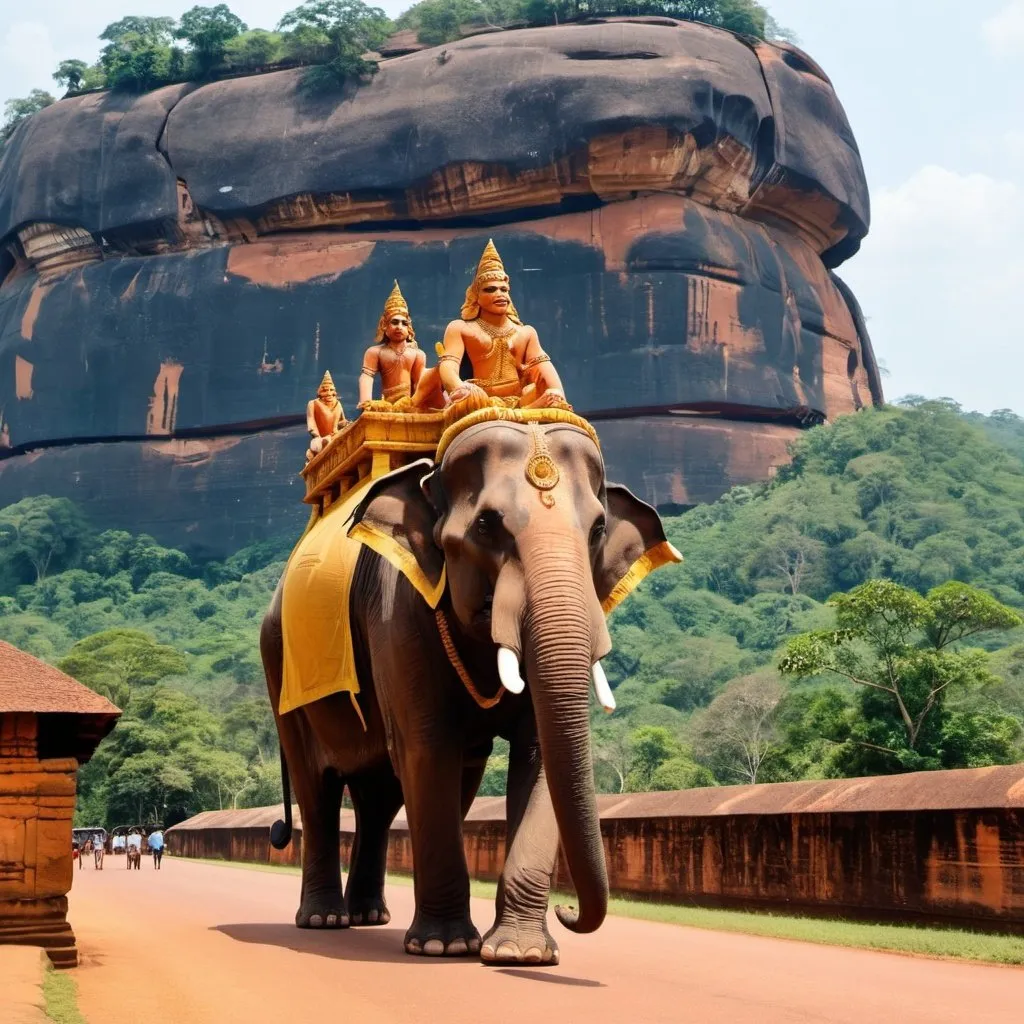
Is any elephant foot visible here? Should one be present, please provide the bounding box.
[348,894,391,926]
[404,913,481,957]
[481,920,559,966]
[296,889,350,929]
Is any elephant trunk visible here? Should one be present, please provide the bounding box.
[520,531,608,934]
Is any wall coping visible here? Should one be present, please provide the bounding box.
[167,763,1024,833]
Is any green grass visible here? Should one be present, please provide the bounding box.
[43,964,86,1024]
[176,855,1024,965]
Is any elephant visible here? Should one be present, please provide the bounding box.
[260,408,679,964]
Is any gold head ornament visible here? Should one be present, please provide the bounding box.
[461,238,521,324]
[376,280,416,343]
[318,370,337,397]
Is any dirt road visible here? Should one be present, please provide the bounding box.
[68,857,1022,1023]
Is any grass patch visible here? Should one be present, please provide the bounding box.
[176,856,1024,965]
[43,964,86,1024]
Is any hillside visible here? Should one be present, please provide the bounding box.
[2,401,1023,823]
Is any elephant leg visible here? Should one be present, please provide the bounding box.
[399,746,480,957]
[345,770,403,926]
[292,760,348,929]
[481,736,560,965]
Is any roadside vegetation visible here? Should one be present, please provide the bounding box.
[42,964,87,1024]
[1,0,784,144]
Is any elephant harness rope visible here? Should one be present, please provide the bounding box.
[435,609,504,709]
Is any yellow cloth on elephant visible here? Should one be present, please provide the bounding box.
[279,477,373,718]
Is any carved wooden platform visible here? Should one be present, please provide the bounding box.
[302,411,445,513]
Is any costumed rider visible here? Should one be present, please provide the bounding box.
[412,239,570,412]
[358,280,426,412]
[306,370,347,461]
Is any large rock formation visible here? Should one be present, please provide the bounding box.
[0,19,879,558]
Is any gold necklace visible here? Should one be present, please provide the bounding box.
[475,318,516,344]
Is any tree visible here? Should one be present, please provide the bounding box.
[57,628,187,706]
[0,496,89,584]
[691,672,784,783]
[53,60,90,92]
[100,17,177,46]
[279,0,392,86]
[779,580,1022,769]
[1,91,55,144]
[224,30,285,70]
[176,5,249,73]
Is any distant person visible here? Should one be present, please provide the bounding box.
[73,841,82,870]
[113,833,126,854]
[93,837,105,870]
[82,838,93,866]
[148,829,165,870]
[126,831,142,870]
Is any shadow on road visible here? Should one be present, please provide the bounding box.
[214,923,476,965]
[492,969,603,988]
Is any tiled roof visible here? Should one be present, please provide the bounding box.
[167,763,1024,831]
[0,640,121,716]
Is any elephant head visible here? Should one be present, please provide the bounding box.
[349,409,680,934]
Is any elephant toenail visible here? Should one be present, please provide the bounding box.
[423,939,445,956]
[310,914,323,927]
[468,936,481,953]
[480,944,496,961]
[523,947,543,963]
[368,910,378,923]
[496,940,521,959]
[406,939,422,954]
[326,914,337,927]
[446,938,468,955]
[351,913,363,925]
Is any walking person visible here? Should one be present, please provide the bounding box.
[148,829,165,870]
[126,830,142,869]
[93,836,105,870]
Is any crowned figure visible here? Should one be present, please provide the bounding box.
[411,239,568,412]
[306,370,347,460]
[358,281,427,411]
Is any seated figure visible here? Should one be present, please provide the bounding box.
[411,239,568,412]
[306,370,347,460]
[358,281,426,411]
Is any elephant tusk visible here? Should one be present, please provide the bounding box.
[592,661,615,713]
[497,647,526,694]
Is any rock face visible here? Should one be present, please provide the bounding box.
[0,20,879,557]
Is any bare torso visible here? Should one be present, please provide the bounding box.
[360,342,425,404]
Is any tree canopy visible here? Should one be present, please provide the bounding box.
[0,0,781,121]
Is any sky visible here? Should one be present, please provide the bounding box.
[2,1,1023,415]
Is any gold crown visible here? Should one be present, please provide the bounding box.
[461,239,521,323]
[318,370,336,393]
[377,280,416,342]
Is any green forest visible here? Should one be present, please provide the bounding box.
[2,399,1024,827]
[1,0,785,143]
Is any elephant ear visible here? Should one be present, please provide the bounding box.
[348,459,446,608]
[595,484,682,615]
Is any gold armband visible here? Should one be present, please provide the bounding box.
[523,353,552,370]
[361,366,376,377]
[439,354,461,365]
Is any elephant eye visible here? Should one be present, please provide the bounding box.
[590,517,607,547]
[475,509,504,539]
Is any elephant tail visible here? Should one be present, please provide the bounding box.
[269,746,293,850]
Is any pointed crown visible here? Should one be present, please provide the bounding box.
[461,239,521,323]
[318,370,336,397]
[376,279,416,343]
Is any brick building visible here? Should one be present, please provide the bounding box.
[0,641,120,966]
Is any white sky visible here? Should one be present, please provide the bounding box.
[2,0,1023,415]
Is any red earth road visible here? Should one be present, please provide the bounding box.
[68,858,1023,1023]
